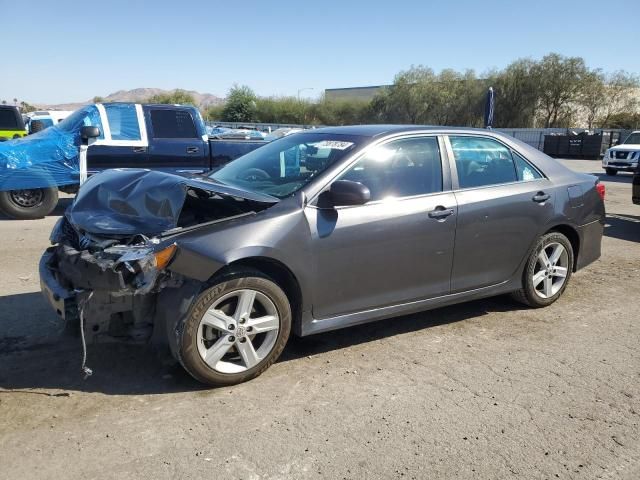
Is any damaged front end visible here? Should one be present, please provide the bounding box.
[41,218,181,342]
[39,168,278,345]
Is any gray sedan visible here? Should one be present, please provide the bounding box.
[40,126,605,386]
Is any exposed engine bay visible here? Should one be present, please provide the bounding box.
[41,169,276,344]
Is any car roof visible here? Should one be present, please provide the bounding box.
[309,124,500,138]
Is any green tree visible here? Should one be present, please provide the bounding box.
[368,66,485,126]
[221,85,257,122]
[93,96,105,103]
[488,59,539,128]
[146,89,195,105]
[532,53,589,127]
[19,101,36,113]
[580,70,639,128]
[255,96,305,124]
[599,111,640,129]
[203,104,225,121]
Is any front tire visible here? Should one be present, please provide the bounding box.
[512,232,574,308]
[0,187,58,219]
[176,274,291,386]
[605,168,618,176]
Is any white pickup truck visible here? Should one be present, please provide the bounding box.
[602,131,640,175]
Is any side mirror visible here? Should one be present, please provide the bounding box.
[319,180,371,208]
[80,126,101,140]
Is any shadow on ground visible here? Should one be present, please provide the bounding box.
[591,172,634,184]
[605,213,640,243]
[0,294,524,396]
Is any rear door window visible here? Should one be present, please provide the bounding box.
[449,136,518,189]
[150,110,198,139]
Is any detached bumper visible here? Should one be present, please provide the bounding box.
[39,246,158,342]
[39,249,78,323]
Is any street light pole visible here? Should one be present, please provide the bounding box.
[297,87,314,126]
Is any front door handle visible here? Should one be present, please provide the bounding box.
[186,146,199,154]
[532,191,550,203]
[428,206,455,220]
[133,146,146,153]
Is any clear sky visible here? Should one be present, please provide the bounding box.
[2,0,639,104]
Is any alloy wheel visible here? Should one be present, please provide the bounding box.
[196,289,280,374]
[532,242,569,299]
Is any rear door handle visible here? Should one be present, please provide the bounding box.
[532,191,550,203]
[133,146,146,153]
[428,206,455,220]
[186,146,199,154]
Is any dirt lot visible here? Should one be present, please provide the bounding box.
[1,159,639,480]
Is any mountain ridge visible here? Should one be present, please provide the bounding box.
[36,88,224,110]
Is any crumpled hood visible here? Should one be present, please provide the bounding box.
[67,168,278,236]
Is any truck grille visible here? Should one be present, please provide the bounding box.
[614,151,629,159]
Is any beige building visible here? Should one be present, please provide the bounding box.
[324,85,390,102]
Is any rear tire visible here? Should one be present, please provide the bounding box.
[511,232,574,308]
[605,168,618,176]
[0,187,59,219]
[176,273,291,386]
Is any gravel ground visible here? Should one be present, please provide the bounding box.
[0,159,639,480]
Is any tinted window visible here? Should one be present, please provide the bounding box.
[449,136,517,188]
[104,103,141,141]
[210,141,265,168]
[513,152,543,181]
[0,109,19,129]
[150,110,197,139]
[623,132,640,144]
[339,136,442,201]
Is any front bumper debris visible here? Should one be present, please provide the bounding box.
[39,242,170,343]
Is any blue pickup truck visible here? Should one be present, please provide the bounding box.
[0,103,266,219]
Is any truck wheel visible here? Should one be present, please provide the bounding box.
[605,168,618,176]
[0,187,59,219]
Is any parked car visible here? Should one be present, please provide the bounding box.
[26,110,73,134]
[0,103,266,219]
[39,125,605,386]
[0,105,27,141]
[602,131,640,175]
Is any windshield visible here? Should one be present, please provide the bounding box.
[209,132,366,198]
[623,132,640,145]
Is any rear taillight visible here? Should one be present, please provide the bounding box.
[596,182,605,200]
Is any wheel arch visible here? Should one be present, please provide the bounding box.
[544,224,580,271]
[211,256,304,335]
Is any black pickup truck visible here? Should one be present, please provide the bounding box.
[0,103,266,219]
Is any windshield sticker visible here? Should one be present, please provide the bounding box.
[309,140,354,150]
